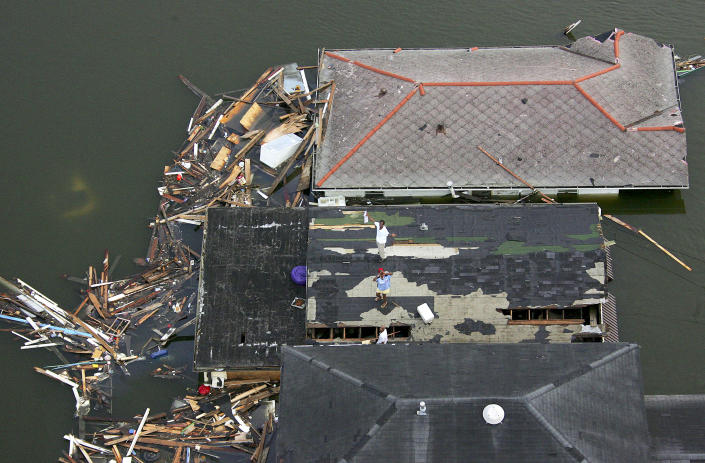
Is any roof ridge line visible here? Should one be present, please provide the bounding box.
[588,343,637,369]
[341,401,398,462]
[284,346,396,399]
[396,396,522,404]
[524,401,587,462]
[523,344,638,403]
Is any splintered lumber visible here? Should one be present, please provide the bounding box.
[231,384,268,403]
[219,166,242,189]
[266,125,315,196]
[73,296,90,317]
[262,113,309,144]
[210,145,231,171]
[221,68,274,124]
[603,214,692,271]
[240,103,264,130]
[296,145,314,192]
[67,312,118,359]
[87,292,107,319]
[219,131,265,188]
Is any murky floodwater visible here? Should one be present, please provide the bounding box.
[1,2,703,460]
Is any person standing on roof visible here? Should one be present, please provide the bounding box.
[364,211,396,260]
[376,325,388,344]
[373,268,392,309]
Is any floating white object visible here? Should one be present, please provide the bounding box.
[483,404,504,425]
[260,133,303,169]
[417,303,434,324]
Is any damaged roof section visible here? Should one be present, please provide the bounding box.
[314,30,687,192]
[307,204,610,343]
[277,343,650,463]
[194,207,308,370]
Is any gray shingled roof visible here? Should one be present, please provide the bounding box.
[646,394,705,461]
[314,30,687,191]
[277,343,650,463]
[193,208,308,370]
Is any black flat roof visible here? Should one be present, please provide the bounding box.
[307,204,609,343]
[277,343,650,463]
[193,207,308,370]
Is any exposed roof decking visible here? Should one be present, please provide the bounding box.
[315,31,688,191]
[307,204,609,343]
[278,343,651,463]
[193,208,308,370]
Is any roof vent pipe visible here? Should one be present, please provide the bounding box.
[482,404,504,425]
[447,181,459,199]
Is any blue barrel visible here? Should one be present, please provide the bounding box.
[291,265,307,285]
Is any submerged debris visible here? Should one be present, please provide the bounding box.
[60,380,278,462]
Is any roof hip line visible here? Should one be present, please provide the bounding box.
[317,87,419,187]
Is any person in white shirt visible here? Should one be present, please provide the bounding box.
[376,326,388,344]
[365,213,396,260]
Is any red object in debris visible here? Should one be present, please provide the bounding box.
[198,385,211,395]
[176,173,183,181]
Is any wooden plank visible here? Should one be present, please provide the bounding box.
[210,146,231,171]
[220,68,274,124]
[68,313,119,359]
[87,292,107,319]
[112,445,123,463]
[296,146,314,192]
[171,447,182,463]
[507,319,584,326]
[226,370,280,381]
[240,103,263,130]
[72,296,90,317]
[231,384,268,403]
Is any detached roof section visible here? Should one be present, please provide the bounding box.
[277,343,650,463]
[315,30,688,191]
[194,207,308,370]
[307,204,609,343]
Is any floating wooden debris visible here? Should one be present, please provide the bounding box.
[62,380,279,462]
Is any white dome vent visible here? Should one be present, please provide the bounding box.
[482,404,504,425]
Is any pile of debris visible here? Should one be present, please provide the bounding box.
[0,215,200,409]
[160,63,328,226]
[61,379,278,463]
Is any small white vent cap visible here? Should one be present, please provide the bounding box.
[482,404,504,425]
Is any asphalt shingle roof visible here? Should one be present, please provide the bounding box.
[277,343,651,463]
[314,30,687,191]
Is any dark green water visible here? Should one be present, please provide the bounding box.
[1,2,703,460]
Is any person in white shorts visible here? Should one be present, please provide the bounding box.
[365,212,396,260]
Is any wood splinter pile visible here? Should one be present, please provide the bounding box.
[61,380,279,463]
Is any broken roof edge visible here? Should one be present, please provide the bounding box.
[192,209,213,372]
